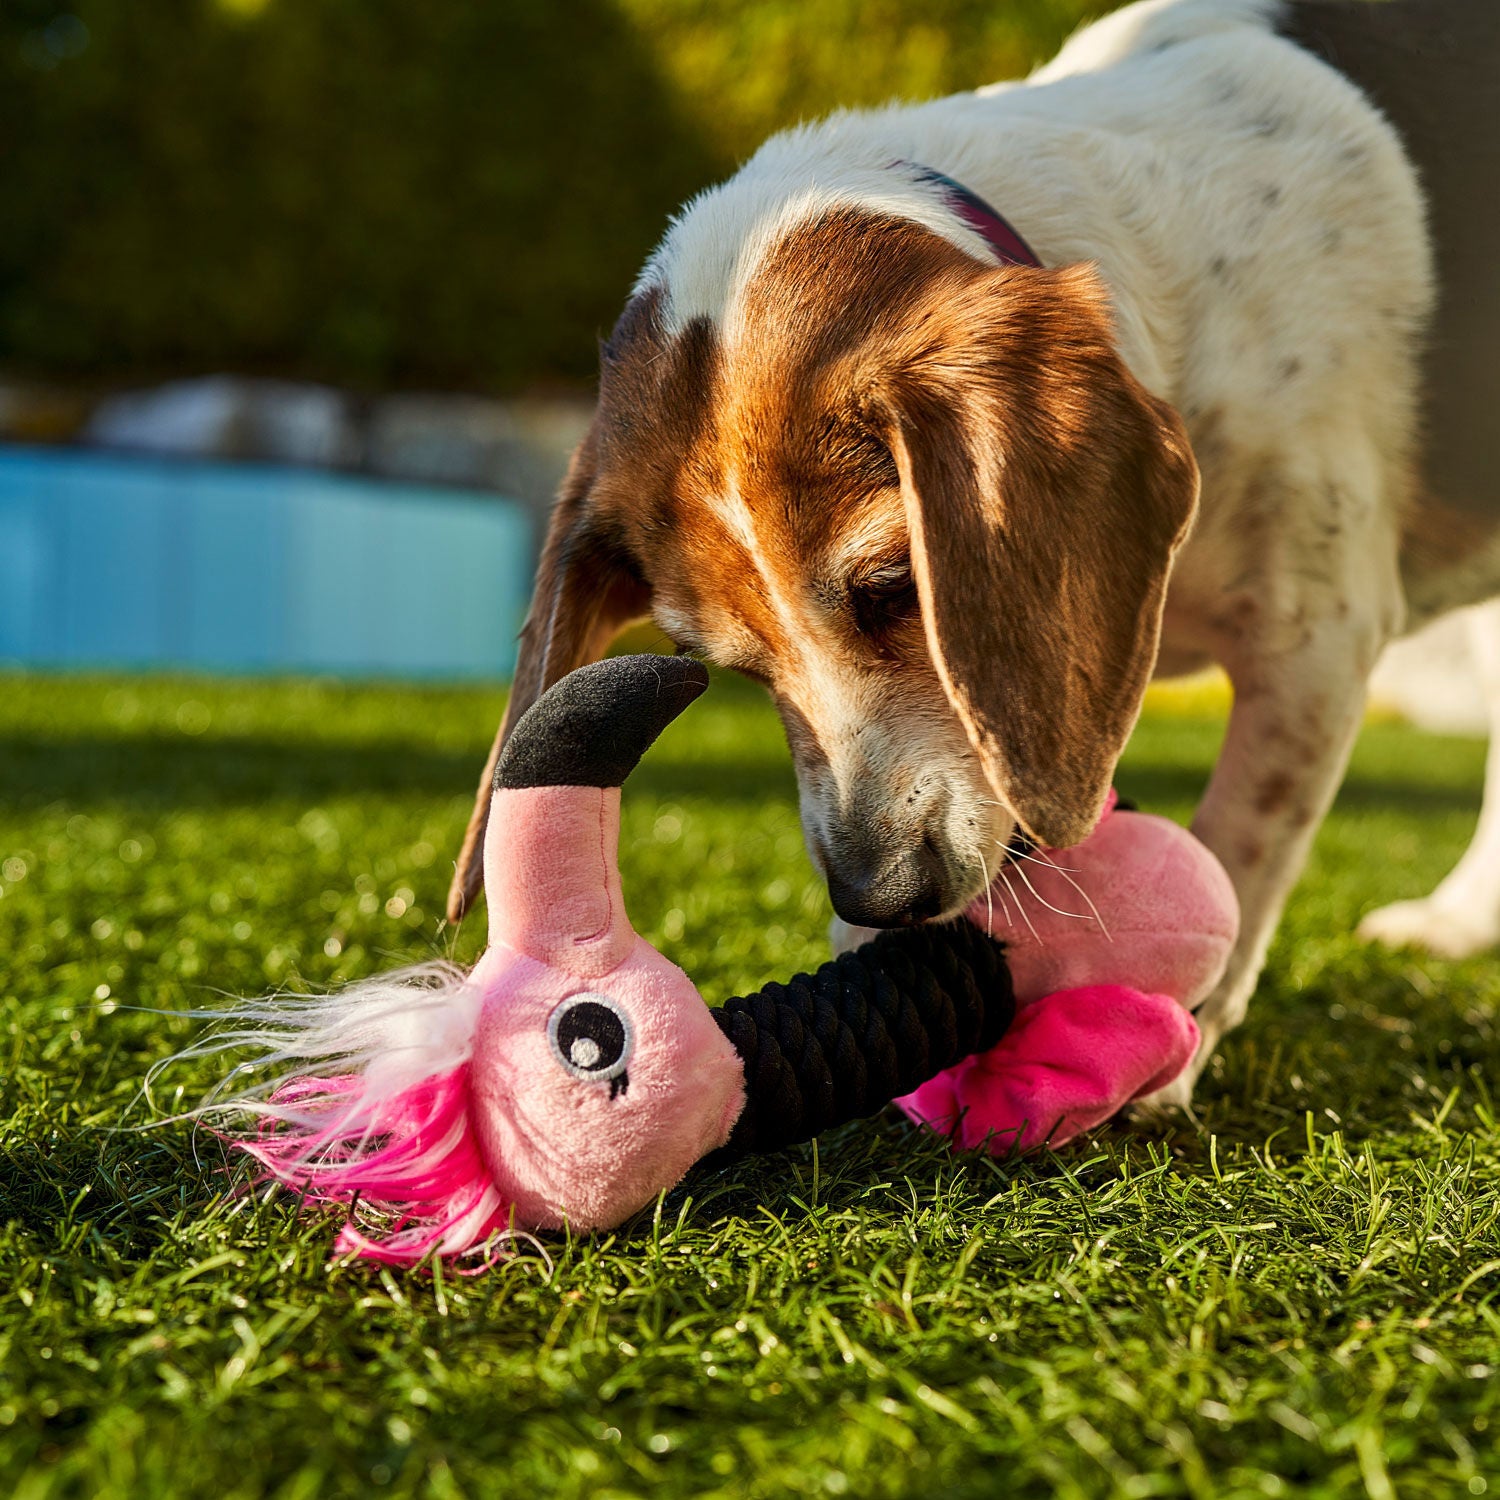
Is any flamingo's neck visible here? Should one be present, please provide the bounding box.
[483,785,634,977]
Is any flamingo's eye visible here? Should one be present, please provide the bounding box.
[548,993,634,1096]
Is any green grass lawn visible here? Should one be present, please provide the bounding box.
[1,670,1497,1499]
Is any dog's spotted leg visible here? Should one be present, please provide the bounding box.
[1139,602,1388,1112]
[1359,598,1500,958]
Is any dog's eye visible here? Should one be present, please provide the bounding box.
[850,559,917,635]
[548,993,634,1095]
[862,562,913,596]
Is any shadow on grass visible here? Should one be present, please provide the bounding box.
[0,1127,216,1254]
[0,727,1475,820]
[1115,762,1484,818]
[0,733,796,810]
[1333,773,1483,814]
[1112,764,1211,811]
[0,733,477,808]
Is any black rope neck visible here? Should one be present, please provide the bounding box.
[707,920,1014,1162]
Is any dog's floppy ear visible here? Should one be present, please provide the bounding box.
[876,263,1198,850]
[447,423,650,921]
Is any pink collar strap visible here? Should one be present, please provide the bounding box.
[899,160,1041,268]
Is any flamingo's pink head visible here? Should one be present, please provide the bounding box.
[463,655,746,1229]
[232,657,745,1256]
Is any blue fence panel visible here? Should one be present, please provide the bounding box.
[0,446,533,679]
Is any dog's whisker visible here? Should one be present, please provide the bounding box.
[997,865,1042,946]
[1015,846,1111,938]
[1011,851,1082,875]
[979,848,995,934]
[986,856,1015,927]
[1001,845,1093,923]
[973,829,1019,926]
[972,797,1083,873]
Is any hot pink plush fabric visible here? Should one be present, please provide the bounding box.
[898,986,1199,1152]
[897,800,1237,1154]
[242,1066,512,1266]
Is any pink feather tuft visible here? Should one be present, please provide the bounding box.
[239,1065,513,1266]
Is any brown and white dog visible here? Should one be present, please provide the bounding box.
[450,0,1499,1106]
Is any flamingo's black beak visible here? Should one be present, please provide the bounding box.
[496,654,710,791]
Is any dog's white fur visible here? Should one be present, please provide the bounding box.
[634,0,1487,1100]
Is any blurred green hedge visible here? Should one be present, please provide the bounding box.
[1,0,1107,392]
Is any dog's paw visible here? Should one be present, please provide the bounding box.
[1357,897,1500,960]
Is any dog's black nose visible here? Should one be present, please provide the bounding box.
[826,842,947,928]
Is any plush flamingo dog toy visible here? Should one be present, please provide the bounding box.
[201,655,1236,1263]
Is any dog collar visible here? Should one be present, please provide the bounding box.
[900,161,1041,268]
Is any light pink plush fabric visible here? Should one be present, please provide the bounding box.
[897,802,1237,1153]
[467,934,747,1231]
[470,784,748,1229]
[970,803,1239,1013]
[485,784,635,977]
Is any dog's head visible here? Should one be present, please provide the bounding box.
[450,207,1198,927]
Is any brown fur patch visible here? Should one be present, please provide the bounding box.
[449,208,1199,916]
[1253,770,1297,817]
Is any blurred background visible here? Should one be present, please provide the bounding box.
[0,0,1470,713]
[0,0,1115,681]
